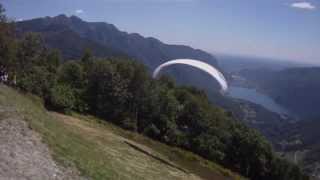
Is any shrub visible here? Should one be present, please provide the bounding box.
[49,84,75,113]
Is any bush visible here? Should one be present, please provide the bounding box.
[17,66,51,97]
[49,84,75,112]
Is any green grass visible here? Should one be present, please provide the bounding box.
[0,85,118,179]
[0,85,244,180]
[74,113,244,180]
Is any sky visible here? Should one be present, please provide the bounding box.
[1,0,319,64]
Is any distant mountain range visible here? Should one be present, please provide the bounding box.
[16,14,222,92]
[15,14,289,140]
[16,15,217,69]
[239,67,320,120]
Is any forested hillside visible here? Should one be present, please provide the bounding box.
[278,119,320,179]
[1,84,243,180]
[238,66,320,179]
[239,67,320,119]
[16,15,223,92]
[0,4,309,180]
[15,14,289,142]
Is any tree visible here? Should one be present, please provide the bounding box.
[86,60,130,121]
[0,4,7,23]
[0,3,17,85]
[16,33,45,67]
[46,49,61,73]
[81,48,93,73]
[49,84,76,112]
[58,61,84,89]
[81,48,93,63]
[15,33,45,86]
[13,33,59,97]
[17,66,51,97]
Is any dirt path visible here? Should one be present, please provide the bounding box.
[0,106,84,180]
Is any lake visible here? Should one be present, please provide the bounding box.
[227,86,290,115]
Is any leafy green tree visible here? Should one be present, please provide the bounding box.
[0,4,17,84]
[58,61,84,89]
[16,33,45,68]
[81,48,93,64]
[157,89,180,142]
[57,60,90,112]
[46,49,61,73]
[114,60,154,133]
[158,75,176,89]
[49,84,76,112]
[17,66,51,97]
[86,60,130,121]
[14,33,58,97]
[81,48,94,74]
[193,133,226,161]
[223,124,275,179]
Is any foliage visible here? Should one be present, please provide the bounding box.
[0,5,16,84]
[0,85,244,180]
[49,84,75,112]
[0,4,309,180]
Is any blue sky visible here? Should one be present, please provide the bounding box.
[1,0,319,64]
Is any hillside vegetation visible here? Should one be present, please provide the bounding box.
[279,119,320,179]
[0,4,309,180]
[15,12,296,145]
[0,84,241,180]
[16,14,223,94]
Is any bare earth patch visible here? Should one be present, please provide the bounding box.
[0,107,84,180]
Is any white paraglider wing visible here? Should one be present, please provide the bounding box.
[153,59,228,92]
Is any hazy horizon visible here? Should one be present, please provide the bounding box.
[2,0,319,64]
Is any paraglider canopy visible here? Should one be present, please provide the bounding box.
[153,59,228,92]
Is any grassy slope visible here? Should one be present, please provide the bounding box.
[0,85,243,180]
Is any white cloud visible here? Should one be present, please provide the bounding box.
[290,2,316,10]
[75,9,84,14]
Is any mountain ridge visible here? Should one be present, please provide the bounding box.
[15,14,294,144]
[16,14,224,94]
[16,14,218,69]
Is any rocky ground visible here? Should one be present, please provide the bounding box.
[0,106,85,180]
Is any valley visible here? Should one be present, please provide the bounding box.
[217,55,320,180]
[0,4,317,179]
[227,86,290,116]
